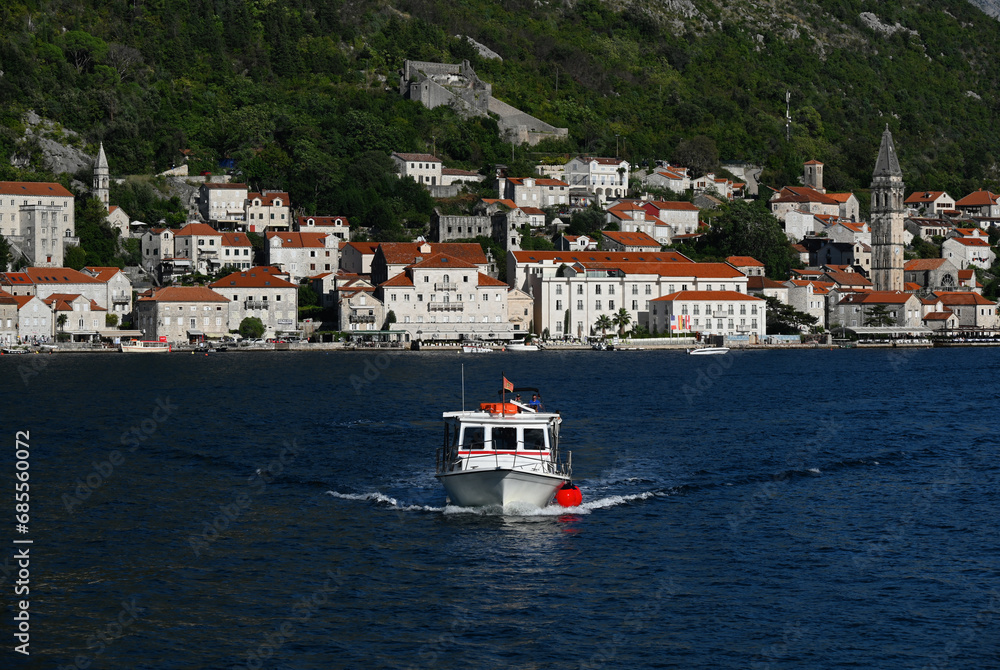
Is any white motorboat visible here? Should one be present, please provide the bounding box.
[688,346,729,355]
[506,339,539,351]
[120,340,171,353]
[436,388,572,508]
[461,343,493,353]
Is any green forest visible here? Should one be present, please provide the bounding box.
[2,0,1000,226]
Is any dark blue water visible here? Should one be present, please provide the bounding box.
[2,348,998,669]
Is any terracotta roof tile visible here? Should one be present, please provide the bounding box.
[0,181,74,197]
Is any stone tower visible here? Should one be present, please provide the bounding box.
[870,125,905,292]
[803,159,824,193]
[94,142,110,211]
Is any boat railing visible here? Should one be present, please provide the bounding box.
[436,440,570,476]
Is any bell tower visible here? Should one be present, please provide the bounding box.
[94,142,110,211]
[870,126,905,292]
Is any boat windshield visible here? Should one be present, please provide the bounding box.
[492,427,517,451]
[461,426,485,449]
[523,428,547,451]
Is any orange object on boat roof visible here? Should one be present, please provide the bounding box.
[479,402,519,415]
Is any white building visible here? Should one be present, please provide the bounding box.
[650,290,765,340]
[904,191,956,217]
[509,250,747,339]
[499,177,569,207]
[220,232,254,270]
[942,236,996,270]
[83,266,133,322]
[173,223,225,275]
[198,183,249,226]
[640,165,691,193]
[134,286,231,342]
[209,266,299,338]
[245,191,291,233]
[391,152,442,186]
[295,216,350,240]
[266,232,341,282]
[0,181,77,267]
[376,252,513,342]
[563,157,630,205]
[12,295,52,342]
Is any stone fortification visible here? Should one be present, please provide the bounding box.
[399,60,567,146]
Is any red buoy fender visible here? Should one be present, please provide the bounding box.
[555,483,582,508]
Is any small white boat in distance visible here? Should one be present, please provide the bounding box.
[461,343,493,353]
[436,388,571,508]
[120,340,171,353]
[506,338,539,351]
[688,346,729,355]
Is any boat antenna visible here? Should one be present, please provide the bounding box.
[461,363,465,412]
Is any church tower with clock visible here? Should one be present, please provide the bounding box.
[870,125,905,292]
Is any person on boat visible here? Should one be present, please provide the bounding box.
[529,394,542,410]
[515,394,522,403]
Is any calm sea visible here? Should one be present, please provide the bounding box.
[2,348,998,669]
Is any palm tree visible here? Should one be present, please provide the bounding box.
[595,314,612,338]
[612,307,632,337]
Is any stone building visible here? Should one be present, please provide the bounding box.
[134,286,231,342]
[870,126,906,291]
[209,266,299,338]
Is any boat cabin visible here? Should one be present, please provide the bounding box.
[439,402,563,474]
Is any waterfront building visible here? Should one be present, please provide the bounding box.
[134,286,231,342]
[209,266,299,338]
[650,290,765,340]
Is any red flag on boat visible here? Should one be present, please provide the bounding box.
[503,376,514,392]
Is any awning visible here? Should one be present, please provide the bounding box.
[98,329,143,337]
[186,330,204,336]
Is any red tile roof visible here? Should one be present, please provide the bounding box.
[266,232,334,248]
[772,186,840,206]
[946,237,990,247]
[748,276,788,290]
[138,287,229,303]
[511,250,691,264]
[381,273,414,287]
[248,191,290,207]
[956,190,999,207]
[923,311,954,321]
[478,273,508,287]
[0,181,74,197]
[209,266,297,289]
[727,256,765,267]
[602,230,660,247]
[298,216,348,227]
[221,232,252,247]
[379,243,488,266]
[646,200,700,212]
[408,252,479,270]
[934,291,996,306]
[838,291,914,305]
[825,192,855,203]
[905,191,949,204]
[392,152,441,163]
[202,183,249,190]
[904,259,948,271]
[83,266,126,282]
[653,290,764,302]
[175,223,222,237]
[343,242,380,255]
[24,268,102,284]
[506,177,568,187]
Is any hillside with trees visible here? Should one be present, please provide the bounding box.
[2,0,1000,221]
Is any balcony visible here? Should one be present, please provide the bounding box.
[434,282,457,291]
[244,300,270,310]
[349,314,376,323]
[112,295,130,304]
[712,311,734,318]
[428,302,464,312]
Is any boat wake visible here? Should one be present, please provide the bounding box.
[326,488,666,516]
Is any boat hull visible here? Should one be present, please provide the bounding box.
[506,343,539,351]
[689,347,729,355]
[436,468,566,508]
